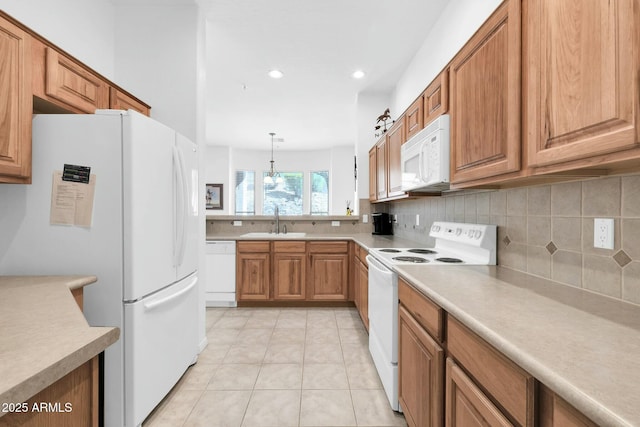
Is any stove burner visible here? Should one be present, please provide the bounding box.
[436,257,463,263]
[407,249,437,255]
[379,249,401,253]
[393,256,429,263]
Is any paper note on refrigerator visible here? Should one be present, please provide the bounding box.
[50,171,96,227]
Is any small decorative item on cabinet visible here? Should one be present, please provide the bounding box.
[346,200,352,215]
[374,108,394,138]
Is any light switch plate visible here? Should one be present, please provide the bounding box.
[233,220,242,226]
[415,214,420,226]
[331,221,340,227]
[362,214,369,223]
[594,218,614,249]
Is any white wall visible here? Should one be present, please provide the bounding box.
[207,146,354,215]
[114,4,198,141]
[2,0,116,79]
[392,0,503,114]
[204,146,231,215]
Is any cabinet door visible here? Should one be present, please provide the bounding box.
[399,306,444,427]
[273,253,306,300]
[308,253,349,301]
[236,252,270,300]
[376,139,387,200]
[0,15,32,183]
[368,147,377,201]
[449,0,521,184]
[110,87,151,117]
[44,47,109,113]
[386,120,405,197]
[406,97,424,140]
[357,259,369,331]
[424,69,449,126]
[446,359,513,427]
[525,0,639,168]
[539,385,597,427]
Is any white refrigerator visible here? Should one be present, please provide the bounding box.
[0,110,200,427]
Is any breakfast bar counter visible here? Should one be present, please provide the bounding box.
[0,276,119,419]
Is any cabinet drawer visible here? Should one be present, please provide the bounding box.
[308,241,348,254]
[447,316,535,426]
[273,240,306,253]
[237,241,270,253]
[398,278,442,341]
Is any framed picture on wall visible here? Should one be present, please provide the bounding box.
[206,183,223,210]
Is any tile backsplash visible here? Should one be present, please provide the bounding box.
[388,174,640,305]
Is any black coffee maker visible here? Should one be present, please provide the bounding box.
[372,212,393,235]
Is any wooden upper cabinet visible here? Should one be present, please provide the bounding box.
[110,87,151,117]
[368,147,377,201]
[525,0,639,169]
[376,138,387,200]
[386,119,405,197]
[423,69,449,127]
[406,97,424,140]
[0,14,32,184]
[36,45,109,113]
[449,0,521,185]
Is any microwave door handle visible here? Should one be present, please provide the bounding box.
[418,143,426,182]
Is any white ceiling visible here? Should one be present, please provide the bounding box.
[203,0,448,150]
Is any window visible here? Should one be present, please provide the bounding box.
[263,172,303,215]
[235,170,255,214]
[310,171,329,215]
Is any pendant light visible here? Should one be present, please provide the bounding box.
[265,132,284,184]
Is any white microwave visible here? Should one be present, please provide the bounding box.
[401,114,450,192]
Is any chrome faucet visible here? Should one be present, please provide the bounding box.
[274,205,280,234]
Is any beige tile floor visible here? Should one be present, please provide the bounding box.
[143,307,407,427]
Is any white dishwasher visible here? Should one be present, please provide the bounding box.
[205,241,237,307]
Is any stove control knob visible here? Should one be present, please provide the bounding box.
[455,228,462,236]
[432,225,440,232]
[474,230,482,239]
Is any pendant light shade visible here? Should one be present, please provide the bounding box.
[266,132,283,184]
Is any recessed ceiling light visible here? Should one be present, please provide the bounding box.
[268,69,284,79]
[352,70,365,79]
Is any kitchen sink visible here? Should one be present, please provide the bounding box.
[240,232,307,238]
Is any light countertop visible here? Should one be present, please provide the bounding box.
[207,232,420,249]
[396,265,640,427]
[0,276,120,413]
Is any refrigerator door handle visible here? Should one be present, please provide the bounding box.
[143,276,198,311]
[177,146,189,266]
[172,145,186,267]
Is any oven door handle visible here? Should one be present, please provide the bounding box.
[366,255,394,277]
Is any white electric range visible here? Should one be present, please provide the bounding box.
[366,221,497,412]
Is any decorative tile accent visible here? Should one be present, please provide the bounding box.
[614,250,632,268]
[546,241,557,254]
[503,236,511,246]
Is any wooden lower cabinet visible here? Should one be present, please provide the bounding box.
[308,253,349,301]
[236,242,271,301]
[446,358,512,427]
[538,385,597,427]
[356,257,369,330]
[398,305,444,427]
[273,252,306,300]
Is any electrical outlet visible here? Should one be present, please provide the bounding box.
[331,221,340,227]
[362,214,368,223]
[594,218,614,249]
[393,214,398,223]
[233,220,242,226]
[415,214,420,226]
